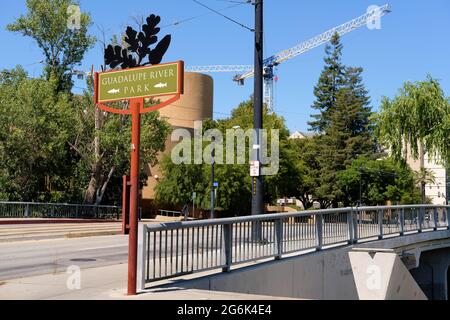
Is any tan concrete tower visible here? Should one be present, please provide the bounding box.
[141,72,213,212]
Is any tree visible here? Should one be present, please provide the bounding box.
[276,138,319,210]
[308,35,378,207]
[7,0,95,92]
[308,33,346,133]
[338,157,422,206]
[0,67,76,202]
[155,97,291,216]
[70,78,171,204]
[413,167,436,204]
[375,76,450,202]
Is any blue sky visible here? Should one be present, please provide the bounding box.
[1,0,449,132]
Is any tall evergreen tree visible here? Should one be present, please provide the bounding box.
[308,35,377,207]
[308,33,345,133]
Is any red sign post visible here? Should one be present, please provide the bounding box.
[94,61,184,295]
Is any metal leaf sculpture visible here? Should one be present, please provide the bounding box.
[105,14,171,69]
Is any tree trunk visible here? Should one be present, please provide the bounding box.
[84,107,104,205]
[95,166,115,205]
[84,159,102,204]
[84,177,98,204]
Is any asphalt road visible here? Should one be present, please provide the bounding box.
[0,235,129,281]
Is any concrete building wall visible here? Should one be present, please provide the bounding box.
[407,152,448,205]
[141,72,213,214]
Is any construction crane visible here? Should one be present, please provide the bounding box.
[185,4,392,111]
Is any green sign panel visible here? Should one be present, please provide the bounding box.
[96,61,183,103]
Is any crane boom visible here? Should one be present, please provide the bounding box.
[185,65,253,73]
[75,5,391,112]
[234,4,391,82]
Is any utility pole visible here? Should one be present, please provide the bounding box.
[251,0,264,217]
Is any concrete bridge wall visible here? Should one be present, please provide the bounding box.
[160,230,450,300]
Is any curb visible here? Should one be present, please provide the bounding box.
[0,219,120,225]
[66,230,123,239]
[0,230,123,243]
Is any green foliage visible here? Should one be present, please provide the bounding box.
[0,67,76,201]
[0,66,170,205]
[375,76,450,167]
[308,33,345,132]
[7,0,96,92]
[337,157,421,206]
[264,137,320,210]
[71,79,171,204]
[156,98,289,216]
[306,34,379,207]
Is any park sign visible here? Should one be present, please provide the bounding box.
[95,61,184,104]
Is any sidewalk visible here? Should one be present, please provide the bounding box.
[0,222,122,243]
[0,263,293,300]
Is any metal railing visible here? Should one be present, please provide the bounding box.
[0,201,122,220]
[138,205,450,288]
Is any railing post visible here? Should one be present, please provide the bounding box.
[76,205,79,219]
[222,224,233,272]
[378,209,383,240]
[24,203,29,218]
[137,224,147,292]
[418,207,424,233]
[347,210,354,244]
[433,207,438,231]
[399,208,405,236]
[316,214,323,251]
[275,219,283,260]
[353,209,359,241]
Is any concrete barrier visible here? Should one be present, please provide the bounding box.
[349,249,427,300]
[153,230,450,300]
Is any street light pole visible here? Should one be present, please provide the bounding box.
[251,0,264,218]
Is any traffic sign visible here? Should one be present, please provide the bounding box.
[213,182,219,188]
[250,161,260,177]
[95,61,183,104]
